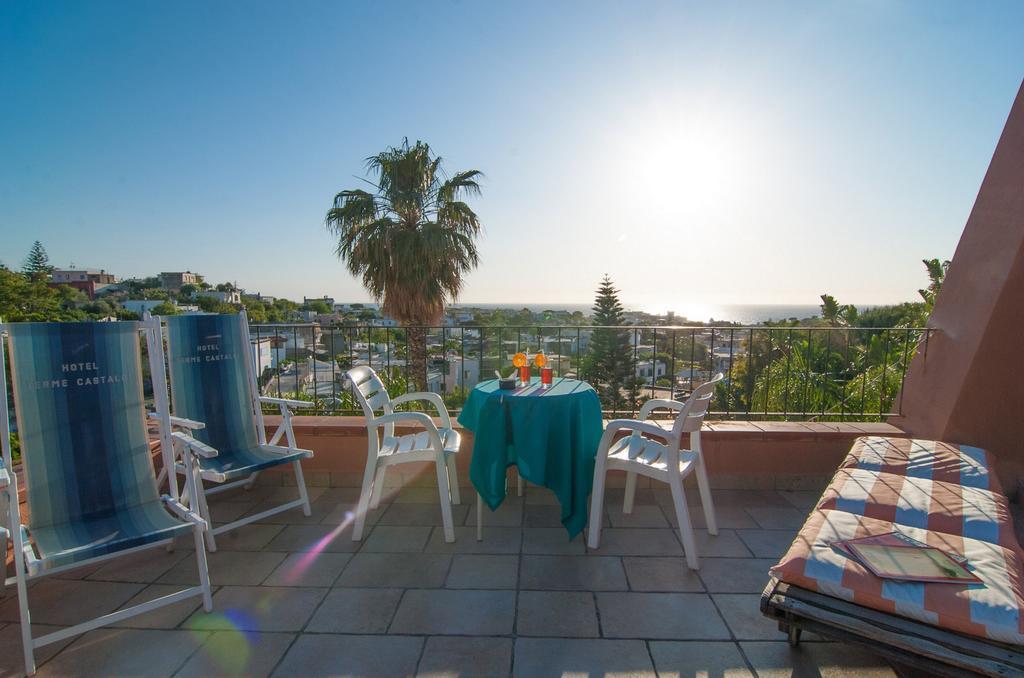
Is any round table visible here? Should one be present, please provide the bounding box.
[457,377,603,538]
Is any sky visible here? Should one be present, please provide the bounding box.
[2,1,1022,314]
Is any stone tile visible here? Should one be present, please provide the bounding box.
[700,558,775,593]
[517,591,599,637]
[691,529,755,558]
[206,500,257,524]
[523,528,586,555]
[85,548,190,584]
[186,586,326,632]
[522,486,561,505]
[597,593,731,640]
[390,589,515,635]
[605,488,659,505]
[177,631,294,678]
[664,504,759,530]
[513,638,655,677]
[263,485,326,504]
[740,641,896,677]
[425,526,522,554]
[337,553,451,588]
[320,502,384,527]
[622,557,705,592]
[264,524,362,552]
[378,502,470,527]
[0,579,143,626]
[391,487,445,503]
[159,550,286,586]
[712,593,783,640]
[445,555,518,589]
[588,528,683,556]
[607,504,670,528]
[305,588,403,633]
[36,628,206,678]
[211,485,277,503]
[704,490,794,509]
[520,556,628,591]
[213,523,285,551]
[0,623,75,674]
[361,525,432,552]
[262,552,352,587]
[416,636,512,678]
[110,584,205,629]
[649,640,754,677]
[735,529,795,559]
[466,497,524,527]
[745,507,808,530]
[272,634,422,677]
[779,490,822,511]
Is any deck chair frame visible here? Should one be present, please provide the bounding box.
[151,311,313,551]
[761,577,1024,677]
[0,318,212,676]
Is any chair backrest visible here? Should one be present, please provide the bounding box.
[671,372,725,438]
[345,365,393,420]
[2,321,160,528]
[163,313,261,454]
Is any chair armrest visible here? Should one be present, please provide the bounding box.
[148,412,206,430]
[260,396,311,409]
[604,419,675,442]
[161,494,208,528]
[0,465,9,489]
[638,398,685,421]
[391,391,452,428]
[170,431,218,458]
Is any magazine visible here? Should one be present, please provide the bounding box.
[832,532,980,584]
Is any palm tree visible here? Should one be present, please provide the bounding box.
[918,258,950,311]
[325,139,483,390]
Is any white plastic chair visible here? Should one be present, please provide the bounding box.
[346,366,461,542]
[587,373,724,570]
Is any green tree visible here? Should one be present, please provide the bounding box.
[150,301,180,316]
[587,275,632,414]
[918,258,950,311]
[22,240,53,282]
[325,138,483,390]
[305,299,331,314]
[819,294,857,327]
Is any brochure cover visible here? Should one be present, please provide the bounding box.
[833,532,981,584]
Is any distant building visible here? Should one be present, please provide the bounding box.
[636,359,667,384]
[197,289,241,304]
[121,299,168,316]
[444,355,480,393]
[160,271,198,292]
[49,269,116,299]
[304,295,335,308]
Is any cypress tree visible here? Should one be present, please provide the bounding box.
[22,240,53,282]
[588,275,632,414]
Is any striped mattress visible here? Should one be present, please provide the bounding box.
[772,436,1024,645]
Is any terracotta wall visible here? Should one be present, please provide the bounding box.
[894,79,1024,490]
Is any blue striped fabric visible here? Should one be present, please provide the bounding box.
[164,314,308,481]
[6,322,191,573]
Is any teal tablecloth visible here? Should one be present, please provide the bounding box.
[458,377,603,538]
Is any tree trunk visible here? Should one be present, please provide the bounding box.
[406,325,428,392]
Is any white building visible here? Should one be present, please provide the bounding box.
[636,359,667,384]
[444,355,480,393]
[122,299,169,316]
[250,337,276,375]
[197,289,241,305]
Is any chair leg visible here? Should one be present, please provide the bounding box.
[669,473,699,570]
[194,479,217,552]
[445,453,461,505]
[476,492,484,541]
[369,465,387,509]
[293,460,312,517]
[244,471,260,490]
[694,457,717,536]
[11,509,35,676]
[435,455,455,543]
[623,471,638,514]
[192,524,213,611]
[352,459,377,542]
[587,457,608,549]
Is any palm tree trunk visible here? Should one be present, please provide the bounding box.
[407,325,429,392]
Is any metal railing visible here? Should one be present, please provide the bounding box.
[251,323,934,421]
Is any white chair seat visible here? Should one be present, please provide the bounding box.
[607,435,697,474]
[381,428,461,458]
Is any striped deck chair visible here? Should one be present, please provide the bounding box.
[0,319,212,676]
[155,312,313,551]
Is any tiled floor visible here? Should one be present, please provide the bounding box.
[0,484,897,677]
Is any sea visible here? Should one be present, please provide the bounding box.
[450,303,827,325]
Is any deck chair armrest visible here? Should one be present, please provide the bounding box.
[0,460,8,489]
[390,392,453,428]
[161,494,208,529]
[148,412,206,431]
[600,419,674,450]
[170,431,218,458]
[260,396,311,410]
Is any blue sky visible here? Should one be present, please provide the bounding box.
[2,1,1022,314]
